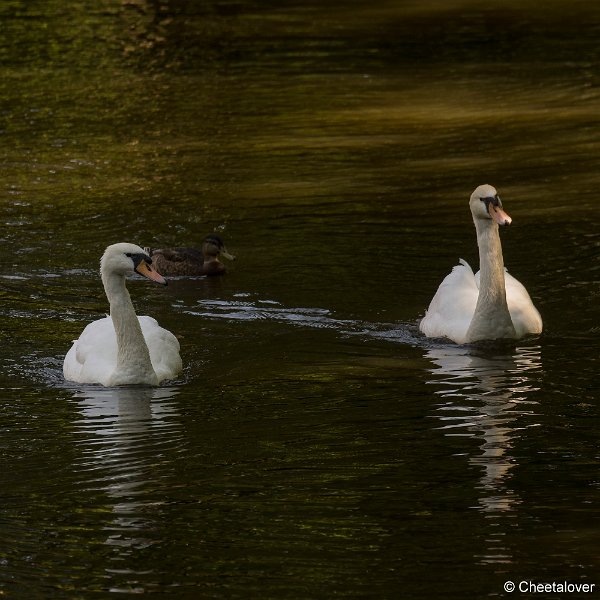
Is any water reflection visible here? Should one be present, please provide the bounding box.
[425,343,542,563]
[71,386,181,553]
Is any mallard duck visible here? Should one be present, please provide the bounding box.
[148,234,235,277]
[63,243,182,386]
[419,184,542,344]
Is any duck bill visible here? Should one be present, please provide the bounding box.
[490,205,512,226]
[221,248,236,261]
[135,260,168,285]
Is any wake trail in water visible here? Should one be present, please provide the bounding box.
[180,295,423,346]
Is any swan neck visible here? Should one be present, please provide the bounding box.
[476,219,505,293]
[102,271,155,380]
[466,219,516,342]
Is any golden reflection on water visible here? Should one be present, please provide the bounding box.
[1,0,599,595]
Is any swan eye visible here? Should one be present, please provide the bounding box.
[480,195,501,214]
[124,252,141,265]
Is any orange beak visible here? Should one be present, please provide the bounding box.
[135,260,167,285]
[490,204,512,226]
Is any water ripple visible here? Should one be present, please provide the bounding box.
[180,294,424,347]
[67,386,184,551]
[422,342,544,565]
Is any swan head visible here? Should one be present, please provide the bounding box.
[469,184,512,226]
[101,243,167,285]
[201,234,235,261]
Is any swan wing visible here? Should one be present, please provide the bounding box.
[504,271,543,336]
[139,316,183,382]
[63,317,118,385]
[420,259,479,344]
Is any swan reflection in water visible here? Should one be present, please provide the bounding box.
[424,342,542,563]
[71,386,181,557]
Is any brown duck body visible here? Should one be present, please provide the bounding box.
[149,235,234,277]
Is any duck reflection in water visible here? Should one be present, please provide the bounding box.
[71,386,181,551]
[425,343,542,563]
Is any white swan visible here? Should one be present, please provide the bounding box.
[64,243,182,386]
[419,185,542,344]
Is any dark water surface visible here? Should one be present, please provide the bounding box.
[1,1,599,598]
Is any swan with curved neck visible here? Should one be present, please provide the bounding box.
[419,185,542,344]
[63,243,182,386]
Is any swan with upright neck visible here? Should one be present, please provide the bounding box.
[419,185,542,344]
[63,243,182,386]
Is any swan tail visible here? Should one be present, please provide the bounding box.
[457,258,474,275]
